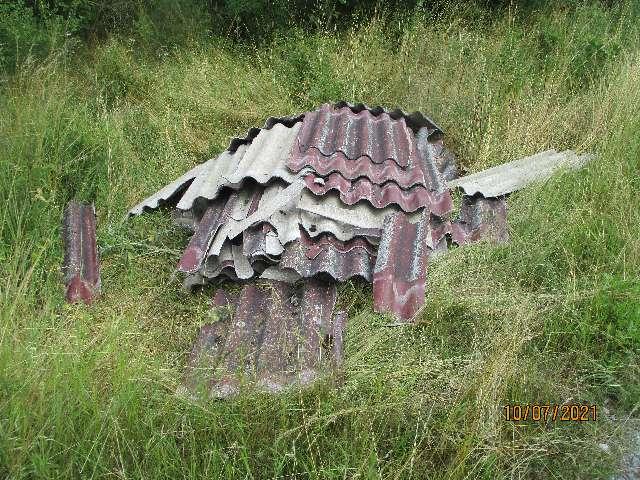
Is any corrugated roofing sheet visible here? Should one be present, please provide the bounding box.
[225,180,304,241]
[227,113,304,152]
[181,280,342,398]
[173,147,246,212]
[177,124,302,212]
[289,147,426,187]
[333,101,442,135]
[450,196,509,245]
[242,222,283,265]
[289,103,453,215]
[296,104,418,167]
[129,123,304,216]
[62,201,100,304]
[304,172,446,213]
[177,192,236,274]
[128,161,207,216]
[299,210,380,244]
[280,228,376,282]
[298,190,406,232]
[448,149,594,197]
[373,210,431,321]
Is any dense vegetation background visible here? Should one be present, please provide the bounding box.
[1,1,639,478]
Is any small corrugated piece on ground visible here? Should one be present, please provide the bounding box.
[450,196,509,245]
[62,201,100,304]
[373,210,431,321]
[280,228,376,282]
[448,149,594,197]
[181,280,343,398]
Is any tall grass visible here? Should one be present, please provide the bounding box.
[0,2,639,478]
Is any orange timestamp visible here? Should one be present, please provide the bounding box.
[503,404,597,422]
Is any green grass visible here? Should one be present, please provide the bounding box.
[1,1,639,478]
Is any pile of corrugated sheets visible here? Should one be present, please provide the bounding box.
[128,102,594,396]
[130,102,471,321]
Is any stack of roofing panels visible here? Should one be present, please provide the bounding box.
[128,102,525,396]
[130,102,456,322]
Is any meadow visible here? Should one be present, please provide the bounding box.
[1,1,639,478]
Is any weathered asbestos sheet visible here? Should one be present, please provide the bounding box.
[333,101,442,135]
[296,103,419,168]
[448,149,594,197]
[225,180,305,241]
[62,201,101,304]
[373,210,431,321]
[299,210,380,244]
[298,190,409,232]
[128,161,208,216]
[227,113,304,152]
[450,196,509,245]
[224,122,301,185]
[280,228,376,282]
[177,192,237,274]
[177,123,302,212]
[129,123,303,216]
[181,281,344,398]
[289,104,452,216]
[304,172,444,213]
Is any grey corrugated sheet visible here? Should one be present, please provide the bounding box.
[175,147,247,212]
[204,187,257,258]
[298,191,411,232]
[299,210,380,244]
[129,123,303,216]
[128,161,207,216]
[226,180,305,241]
[225,122,302,185]
[448,149,594,197]
[227,113,304,152]
[177,123,302,212]
[259,266,301,283]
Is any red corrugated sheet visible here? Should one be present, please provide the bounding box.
[182,280,343,397]
[290,103,453,215]
[177,192,237,273]
[373,210,431,321]
[62,201,100,304]
[296,104,417,167]
[304,172,451,214]
[450,196,509,245]
[280,228,376,282]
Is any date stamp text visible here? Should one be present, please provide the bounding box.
[503,404,597,422]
